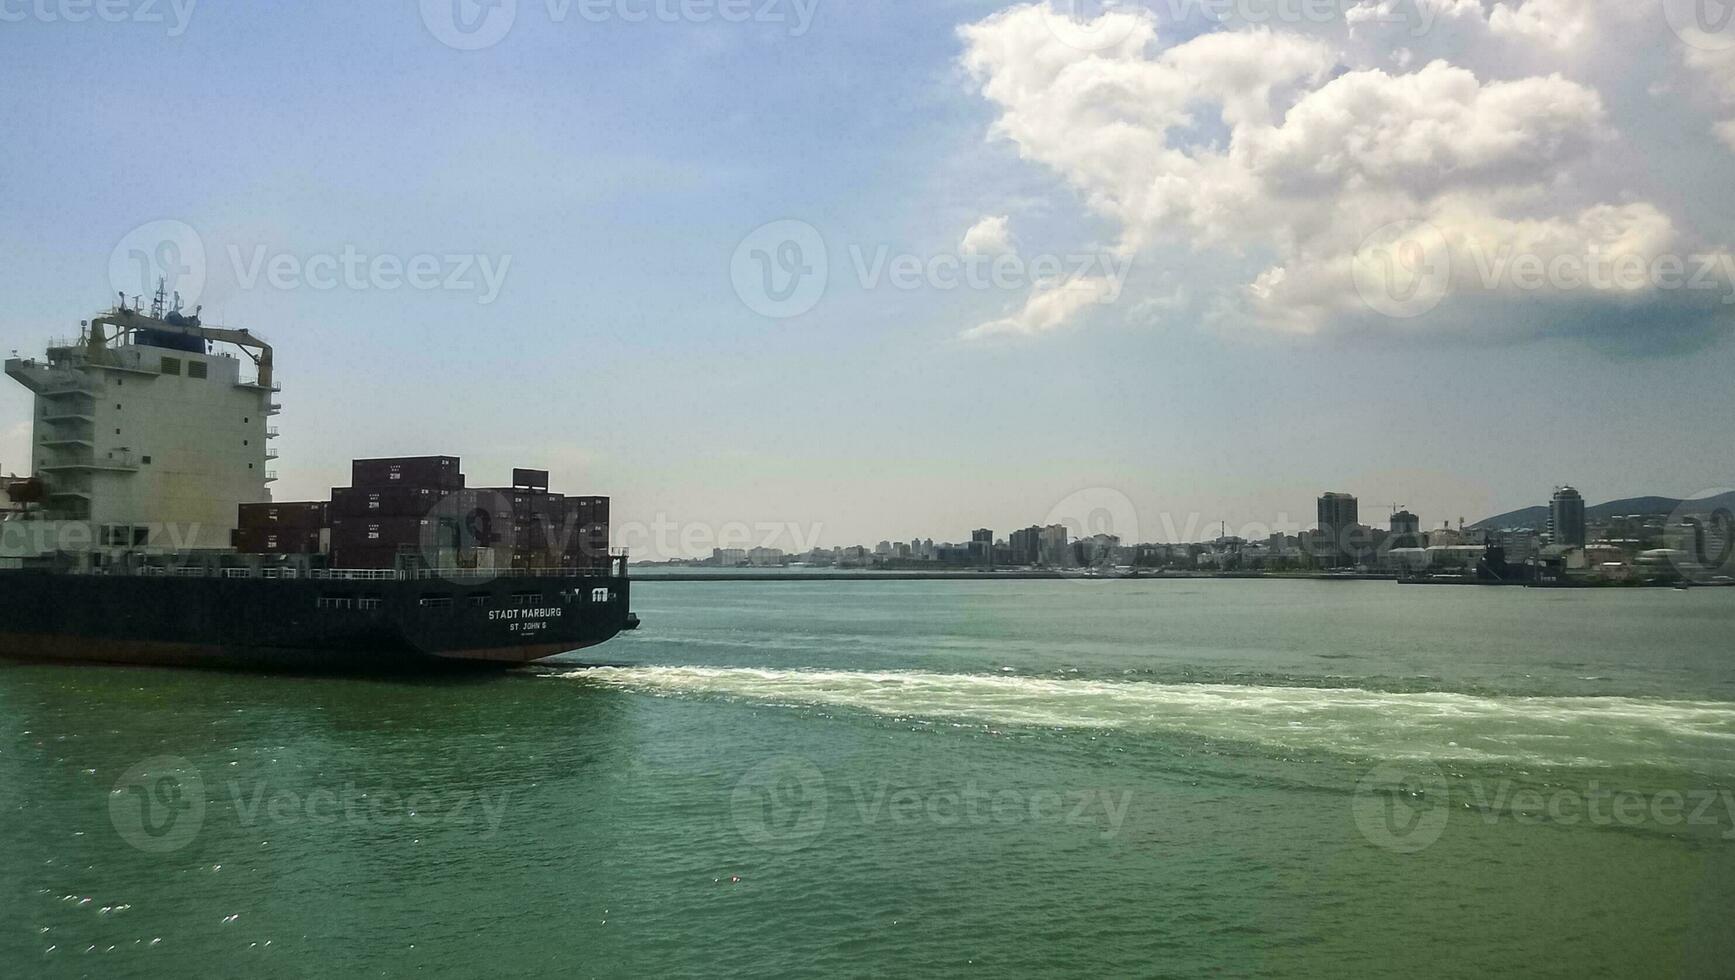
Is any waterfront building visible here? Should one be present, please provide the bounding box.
[1316,492,1360,567]
[1550,486,1587,547]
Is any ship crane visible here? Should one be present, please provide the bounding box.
[86,279,273,388]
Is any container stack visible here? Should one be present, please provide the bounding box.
[235,501,328,555]
[329,457,465,569]
[236,455,611,571]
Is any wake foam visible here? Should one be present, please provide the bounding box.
[553,665,1735,772]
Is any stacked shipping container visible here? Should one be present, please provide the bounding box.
[235,501,327,554]
[237,456,611,570]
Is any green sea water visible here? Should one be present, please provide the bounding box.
[4,579,1735,977]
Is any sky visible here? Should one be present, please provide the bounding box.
[2,0,1733,557]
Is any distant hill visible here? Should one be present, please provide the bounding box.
[1470,491,1735,530]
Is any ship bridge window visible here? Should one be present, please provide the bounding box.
[188,361,208,379]
[160,357,181,375]
[358,595,383,611]
[418,594,453,609]
[511,591,543,608]
[317,596,357,610]
[467,593,491,608]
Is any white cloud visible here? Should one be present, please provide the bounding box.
[957,3,1735,346]
[1683,37,1735,150]
[960,215,1015,255]
[962,277,1119,340]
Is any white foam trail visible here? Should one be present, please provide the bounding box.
[555,666,1735,772]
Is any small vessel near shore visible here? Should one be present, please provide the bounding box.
[0,289,638,671]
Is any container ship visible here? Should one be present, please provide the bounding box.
[0,289,637,671]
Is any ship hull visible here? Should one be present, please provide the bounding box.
[0,570,634,672]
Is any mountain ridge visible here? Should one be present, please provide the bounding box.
[1470,491,1735,530]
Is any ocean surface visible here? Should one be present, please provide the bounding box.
[4,579,1734,977]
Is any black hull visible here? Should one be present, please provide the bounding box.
[0,570,634,673]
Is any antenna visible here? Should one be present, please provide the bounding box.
[150,278,167,319]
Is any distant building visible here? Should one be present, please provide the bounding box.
[1009,525,1042,566]
[1388,509,1422,550]
[712,548,748,567]
[1316,492,1360,567]
[970,528,993,566]
[747,547,786,567]
[1550,486,1586,548]
[1040,524,1070,566]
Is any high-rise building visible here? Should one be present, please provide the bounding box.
[1040,523,1070,566]
[1316,492,1360,567]
[970,528,993,566]
[1389,509,1421,549]
[1550,486,1586,548]
[1009,525,1042,565]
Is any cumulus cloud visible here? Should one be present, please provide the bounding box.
[961,215,1015,255]
[957,2,1735,347]
[963,277,1120,340]
[1683,36,1735,149]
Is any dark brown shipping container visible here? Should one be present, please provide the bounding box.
[238,501,328,530]
[511,468,550,491]
[236,527,323,555]
[329,516,455,555]
[330,486,452,519]
[351,456,465,491]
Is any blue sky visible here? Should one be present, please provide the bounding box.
[3,1,1733,555]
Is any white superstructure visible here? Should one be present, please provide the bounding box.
[2,292,278,557]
